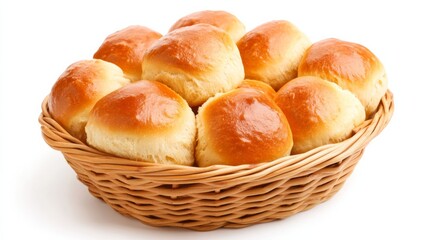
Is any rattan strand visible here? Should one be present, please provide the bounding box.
[39,90,394,231]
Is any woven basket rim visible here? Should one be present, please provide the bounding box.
[39,90,394,174]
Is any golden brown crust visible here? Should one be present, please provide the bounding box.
[275,76,365,154]
[169,10,245,42]
[197,88,293,166]
[276,77,338,136]
[298,38,382,85]
[48,59,129,141]
[144,24,235,75]
[237,79,276,99]
[49,61,100,125]
[88,80,188,134]
[297,38,387,116]
[85,80,196,166]
[238,21,292,69]
[142,23,245,107]
[237,20,311,90]
[93,25,162,81]
[48,59,128,131]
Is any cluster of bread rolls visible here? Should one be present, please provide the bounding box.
[48,10,387,167]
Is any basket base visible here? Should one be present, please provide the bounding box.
[64,149,363,231]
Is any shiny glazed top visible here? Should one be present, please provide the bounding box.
[169,10,245,42]
[88,80,188,134]
[143,24,236,75]
[201,89,293,165]
[93,25,162,81]
[298,38,382,85]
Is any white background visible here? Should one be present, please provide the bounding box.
[1,0,428,239]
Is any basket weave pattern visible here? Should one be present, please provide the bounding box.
[39,91,394,231]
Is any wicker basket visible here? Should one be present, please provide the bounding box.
[39,90,394,231]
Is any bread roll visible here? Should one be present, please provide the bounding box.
[237,79,276,99]
[85,80,196,166]
[93,25,162,82]
[196,88,293,167]
[48,59,130,141]
[297,38,387,116]
[142,24,244,107]
[237,20,311,90]
[275,76,365,154]
[169,10,245,42]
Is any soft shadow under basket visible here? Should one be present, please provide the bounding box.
[39,90,394,231]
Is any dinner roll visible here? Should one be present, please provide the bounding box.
[169,10,245,42]
[93,25,162,82]
[196,88,293,167]
[275,76,365,154]
[48,59,130,141]
[85,80,196,166]
[237,20,311,90]
[237,79,276,99]
[142,24,244,107]
[298,38,387,116]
